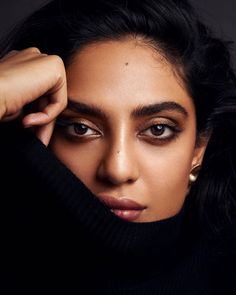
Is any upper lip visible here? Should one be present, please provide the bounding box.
[96,194,147,210]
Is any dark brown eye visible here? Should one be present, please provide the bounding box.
[141,123,177,140]
[73,123,89,135]
[150,125,165,136]
[55,119,100,138]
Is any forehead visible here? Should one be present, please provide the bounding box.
[65,39,194,114]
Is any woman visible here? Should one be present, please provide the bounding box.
[1,0,235,293]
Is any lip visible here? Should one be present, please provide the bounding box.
[96,194,147,221]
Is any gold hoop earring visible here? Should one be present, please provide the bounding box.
[189,164,201,184]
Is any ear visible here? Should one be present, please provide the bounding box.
[191,135,210,168]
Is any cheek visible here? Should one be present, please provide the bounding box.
[139,142,194,197]
[137,143,194,219]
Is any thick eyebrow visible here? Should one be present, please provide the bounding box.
[66,100,107,119]
[131,101,188,118]
[66,99,188,119]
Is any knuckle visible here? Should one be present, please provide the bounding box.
[58,95,67,110]
[7,50,19,55]
[47,55,66,82]
[24,47,41,53]
[62,98,68,109]
[48,54,64,67]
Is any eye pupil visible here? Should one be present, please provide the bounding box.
[74,124,88,135]
[151,125,165,136]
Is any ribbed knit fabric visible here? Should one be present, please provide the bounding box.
[1,122,236,294]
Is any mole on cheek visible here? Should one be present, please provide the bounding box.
[125,62,129,66]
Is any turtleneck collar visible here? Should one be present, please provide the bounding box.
[4,122,200,279]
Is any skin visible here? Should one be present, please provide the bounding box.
[0,47,67,145]
[49,38,208,222]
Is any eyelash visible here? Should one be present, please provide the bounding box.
[55,119,181,143]
[140,124,181,142]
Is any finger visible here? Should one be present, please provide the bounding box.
[22,85,67,127]
[22,111,50,127]
[21,47,41,54]
[0,50,19,61]
[1,47,42,64]
[22,100,66,127]
[17,47,44,60]
[34,120,56,146]
[1,110,22,122]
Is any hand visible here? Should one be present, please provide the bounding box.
[0,47,67,145]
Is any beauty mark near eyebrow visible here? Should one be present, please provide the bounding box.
[66,99,188,119]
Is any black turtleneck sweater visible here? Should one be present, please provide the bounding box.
[1,122,236,294]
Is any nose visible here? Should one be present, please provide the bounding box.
[96,138,139,185]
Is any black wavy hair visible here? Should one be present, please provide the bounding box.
[1,0,236,235]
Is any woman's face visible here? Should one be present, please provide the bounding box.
[49,39,207,222]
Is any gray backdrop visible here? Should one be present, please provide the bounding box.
[0,0,235,63]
